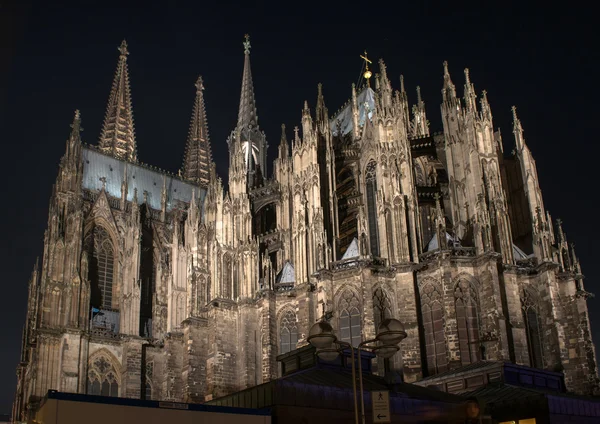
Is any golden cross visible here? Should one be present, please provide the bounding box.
[360,50,372,70]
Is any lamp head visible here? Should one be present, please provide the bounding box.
[376,318,407,345]
[308,321,337,349]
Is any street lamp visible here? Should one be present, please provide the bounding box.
[308,322,359,424]
[308,317,407,424]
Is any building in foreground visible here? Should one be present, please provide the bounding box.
[13,36,599,421]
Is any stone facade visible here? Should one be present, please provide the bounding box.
[12,37,599,422]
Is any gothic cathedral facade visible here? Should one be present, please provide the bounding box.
[13,37,599,420]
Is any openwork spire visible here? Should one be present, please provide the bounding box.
[237,34,258,130]
[182,76,213,187]
[99,40,137,162]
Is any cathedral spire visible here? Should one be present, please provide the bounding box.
[66,109,82,160]
[512,105,525,150]
[278,124,289,159]
[442,61,457,103]
[182,76,213,187]
[237,34,258,130]
[480,90,492,122]
[316,83,329,124]
[70,110,82,142]
[99,40,137,162]
[463,68,477,112]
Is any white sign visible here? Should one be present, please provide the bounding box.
[372,390,391,423]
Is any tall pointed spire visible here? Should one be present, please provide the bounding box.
[99,40,137,162]
[278,124,289,159]
[512,106,525,150]
[463,68,477,112]
[237,34,258,130]
[442,60,457,103]
[316,83,328,124]
[182,76,213,187]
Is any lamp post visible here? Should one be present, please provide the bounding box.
[308,317,407,424]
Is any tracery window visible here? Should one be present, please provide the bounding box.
[365,161,380,257]
[420,283,447,375]
[87,352,119,397]
[279,310,298,354]
[522,290,544,369]
[85,226,115,309]
[373,288,392,330]
[339,289,361,347]
[454,281,481,365]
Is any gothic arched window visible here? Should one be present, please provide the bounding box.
[365,160,380,257]
[420,283,447,375]
[373,288,392,330]
[279,310,298,354]
[522,290,544,369]
[454,280,481,365]
[339,289,361,347]
[85,226,115,310]
[87,352,119,397]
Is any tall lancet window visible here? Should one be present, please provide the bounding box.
[373,288,392,330]
[223,254,232,299]
[339,289,362,347]
[522,290,544,369]
[365,160,380,257]
[85,226,115,310]
[454,280,481,365]
[420,283,447,375]
[279,310,298,354]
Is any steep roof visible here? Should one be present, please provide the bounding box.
[330,86,375,136]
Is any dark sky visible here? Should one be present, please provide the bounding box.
[1,0,598,413]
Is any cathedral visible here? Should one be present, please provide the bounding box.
[12,36,599,420]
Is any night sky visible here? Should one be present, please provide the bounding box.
[1,0,598,413]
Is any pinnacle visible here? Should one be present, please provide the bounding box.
[182,76,212,187]
[237,34,258,130]
[195,75,204,92]
[118,40,129,58]
[511,105,519,122]
[70,109,82,132]
[99,40,137,162]
[281,124,287,143]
